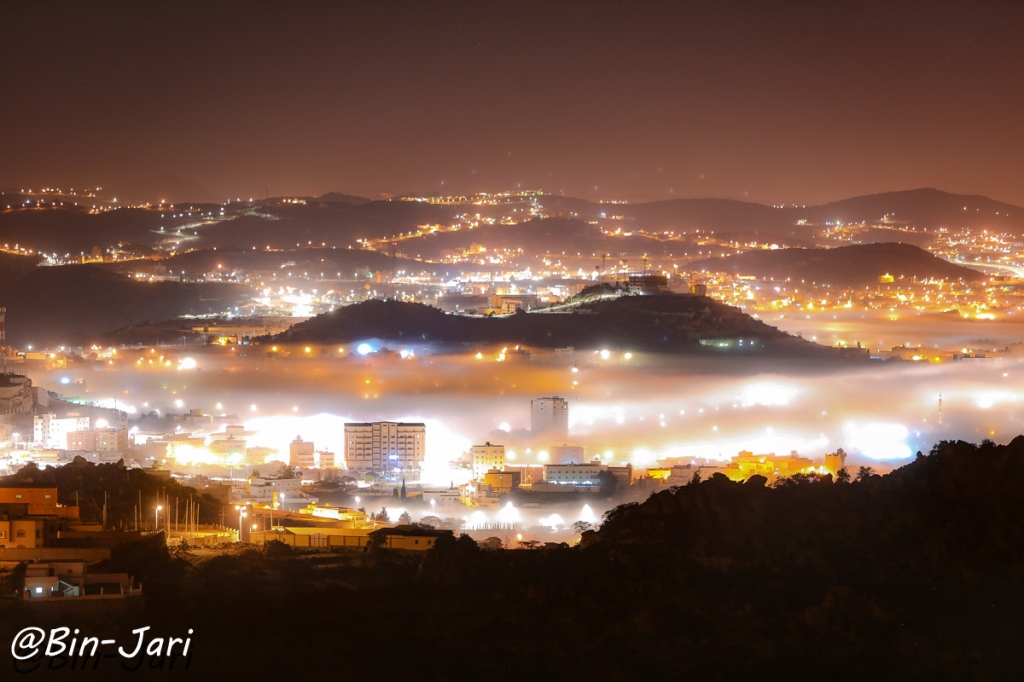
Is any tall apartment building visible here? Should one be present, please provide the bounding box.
[33,413,90,450]
[344,422,425,473]
[471,442,505,480]
[530,397,569,440]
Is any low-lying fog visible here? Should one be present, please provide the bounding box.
[30,322,1023,486]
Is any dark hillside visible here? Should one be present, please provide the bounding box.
[689,242,985,288]
[271,296,833,356]
[0,265,249,347]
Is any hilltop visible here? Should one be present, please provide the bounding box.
[0,265,250,347]
[269,295,835,356]
[688,242,986,288]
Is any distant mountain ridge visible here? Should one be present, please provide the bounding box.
[317,192,372,205]
[688,242,986,288]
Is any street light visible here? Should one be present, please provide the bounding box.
[155,505,162,531]
[234,505,247,542]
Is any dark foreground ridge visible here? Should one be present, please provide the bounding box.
[2,438,1022,678]
[270,295,837,356]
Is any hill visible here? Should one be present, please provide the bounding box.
[808,187,1024,232]
[687,242,986,288]
[269,295,834,356]
[0,265,250,347]
[3,438,1020,678]
[0,251,40,292]
[317,192,372,205]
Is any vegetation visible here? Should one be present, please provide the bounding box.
[2,438,1022,678]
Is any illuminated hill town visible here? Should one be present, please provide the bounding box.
[3,1,1024,679]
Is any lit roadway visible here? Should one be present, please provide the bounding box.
[955,259,1024,279]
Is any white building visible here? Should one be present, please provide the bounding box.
[471,442,505,480]
[239,477,307,507]
[344,422,425,473]
[33,413,90,450]
[543,462,605,485]
[531,397,568,440]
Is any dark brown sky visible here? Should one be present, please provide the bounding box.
[2,0,1022,205]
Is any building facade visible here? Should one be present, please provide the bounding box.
[344,422,425,473]
[289,436,315,468]
[33,413,90,450]
[531,397,569,440]
[471,442,505,480]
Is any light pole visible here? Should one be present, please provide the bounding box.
[155,505,162,531]
[234,505,247,542]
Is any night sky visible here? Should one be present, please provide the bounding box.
[2,0,1022,205]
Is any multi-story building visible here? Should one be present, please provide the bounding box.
[344,422,425,473]
[471,442,505,480]
[67,428,128,453]
[289,436,315,468]
[482,470,521,495]
[33,413,90,450]
[543,462,606,485]
[531,397,568,440]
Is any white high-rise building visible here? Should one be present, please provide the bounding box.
[531,397,569,440]
[344,422,425,473]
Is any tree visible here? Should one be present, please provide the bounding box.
[836,467,852,484]
[372,507,389,522]
[572,521,595,534]
[398,511,413,525]
[418,515,442,529]
[856,466,876,482]
[596,470,619,495]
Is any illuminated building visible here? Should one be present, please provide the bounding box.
[543,462,605,485]
[471,442,505,480]
[289,436,315,468]
[0,486,79,549]
[482,470,520,494]
[531,397,569,440]
[68,428,128,453]
[33,413,90,450]
[724,451,816,481]
[344,421,425,473]
[824,449,847,476]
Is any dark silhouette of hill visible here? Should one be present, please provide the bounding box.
[688,242,986,288]
[102,176,220,205]
[317,192,372,205]
[542,188,1024,241]
[0,206,173,255]
[270,296,834,355]
[0,265,250,347]
[808,187,1024,232]
[194,200,460,250]
[4,438,1021,678]
[0,251,40,292]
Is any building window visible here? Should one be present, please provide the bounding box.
[0,531,5,538]
[16,530,26,538]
